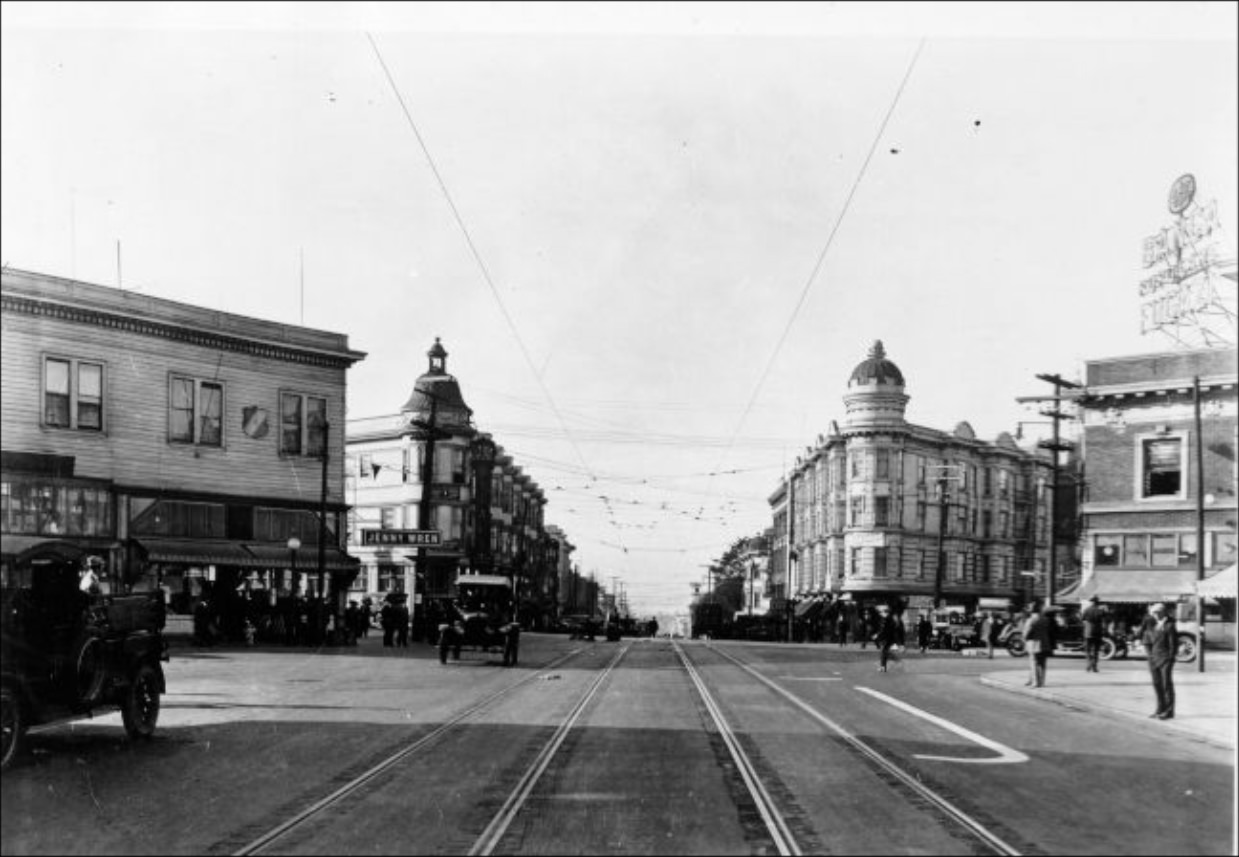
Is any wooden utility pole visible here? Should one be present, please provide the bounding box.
[1034,374,1079,607]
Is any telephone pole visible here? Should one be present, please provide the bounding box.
[1033,373,1079,607]
[929,464,963,608]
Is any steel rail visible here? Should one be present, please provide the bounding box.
[705,642,1023,857]
[468,644,630,856]
[232,647,588,856]
[673,641,801,857]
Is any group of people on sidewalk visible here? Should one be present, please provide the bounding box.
[1017,595,1178,720]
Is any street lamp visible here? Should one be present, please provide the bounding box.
[287,537,301,595]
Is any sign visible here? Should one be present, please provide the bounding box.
[1138,175,1235,347]
[361,529,441,546]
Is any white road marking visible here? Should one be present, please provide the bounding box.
[855,686,1029,765]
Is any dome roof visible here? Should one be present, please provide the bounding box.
[848,340,905,387]
[400,338,473,428]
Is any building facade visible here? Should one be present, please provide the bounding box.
[1075,347,1237,614]
[344,339,561,632]
[773,342,1063,618]
[1,268,365,638]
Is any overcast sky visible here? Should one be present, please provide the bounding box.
[3,2,1237,615]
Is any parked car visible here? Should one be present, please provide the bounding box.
[2,542,168,771]
[437,575,520,666]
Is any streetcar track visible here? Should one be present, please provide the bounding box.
[226,646,601,856]
[701,641,1025,856]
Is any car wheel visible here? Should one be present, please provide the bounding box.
[1099,638,1117,661]
[1175,634,1197,663]
[1,685,26,772]
[121,664,161,740]
[1006,635,1027,657]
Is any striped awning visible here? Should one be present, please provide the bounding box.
[1075,569,1198,603]
[134,538,258,567]
[1197,564,1237,599]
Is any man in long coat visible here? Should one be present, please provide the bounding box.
[1140,602,1178,719]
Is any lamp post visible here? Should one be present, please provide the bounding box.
[287,536,301,595]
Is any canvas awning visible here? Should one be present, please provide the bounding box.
[454,574,512,589]
[1075,569,1198,603]
[243,543,361,571]
[1196,564,1237,599]
[134,538,258,567]
[795,596,825,619]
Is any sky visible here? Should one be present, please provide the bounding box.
[3,2,1237,616]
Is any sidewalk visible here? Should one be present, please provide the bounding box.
[980,651,1238,751]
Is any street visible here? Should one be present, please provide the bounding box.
[2,635,1233,856]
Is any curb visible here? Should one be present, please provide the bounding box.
[979,675,1235,751]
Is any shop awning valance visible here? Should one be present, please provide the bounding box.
[1196,564,1237,599]
[243,543,361,571]
[1076,569,1199,604]
[134,538,258,567]
[795,597,825,619]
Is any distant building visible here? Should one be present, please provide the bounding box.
[1,268,365,633]
[772,341,1063,619]
[344,339,560,630]
[1075,346,1237,610]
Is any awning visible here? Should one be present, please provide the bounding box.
[1197,564,1237,599]
[1076,569,1199,603]
[454,574,512,589]
[243,543,361,571]
[795,596,825,619]
[135,538,258,567]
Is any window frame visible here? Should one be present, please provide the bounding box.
[168,373,224,447]
[280,390,328,458]
[42,354,107,433]
[1136,432,1187,500]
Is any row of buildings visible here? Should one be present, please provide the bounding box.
[0,268,589,637]
[764,340,1236,638]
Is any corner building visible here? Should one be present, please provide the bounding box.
[773,342,1059,615]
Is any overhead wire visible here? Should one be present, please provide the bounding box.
[366,32,628,552]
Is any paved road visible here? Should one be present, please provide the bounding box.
[1,634,1234,855]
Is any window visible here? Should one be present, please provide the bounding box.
[849,495,865,527]
[982,510,993,539]
[1094,535,1121,566]
[1150,534,1178,568]
[998,469,1010,496]
[916,501,927,531]
[874,547,888,578]
[999,510,1010,539]
[1,479,112,536]
[875,449,890,480]
[44,356,105,431]
[1124,534,1149,567]
[380,507,397,529]
[1142,437,1183,497]
[378,564,404,592]
[874,496,890,527]
[983,467,992,496]
[281,392,327,457]
[170,375,223,446]
[1177,534,1198,568]
[849,547,861,577]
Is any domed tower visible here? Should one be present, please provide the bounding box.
[842,340,909,429]
[401,337,473,431]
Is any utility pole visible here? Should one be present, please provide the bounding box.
[1034,373,1079,608]
[1194,376,1207,673]
[929,464,963,608]
[318,421,331,637]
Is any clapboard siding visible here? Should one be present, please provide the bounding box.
[2,278,361,507]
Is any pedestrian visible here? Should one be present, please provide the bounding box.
[380,597,396,647]
[193,595,214,647]
[871,603,902,672]
[979,612,994,659]
[1081,595,1105,673]
[359,597,373,639]
[836,611,849,647]
[396,600,410,648]
[1023,605,1057,687]
[855,609,869,650]
[1139,602,1177,719]
[917,612,933,653]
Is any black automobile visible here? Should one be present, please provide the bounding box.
[436,574,520,667]
[2,542,168,771]
[1004,605,1124,660]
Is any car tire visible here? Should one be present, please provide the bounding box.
[1,685,26,772]
[1175,634,1197,663]
[1006,634,1027,657]
[121,664,161,740]
[1099,638,1118,661]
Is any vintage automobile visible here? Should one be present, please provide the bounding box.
[929,607,980,651]
[1003,606,1127,660]
[2,542,168,771]
[437,574,520,667]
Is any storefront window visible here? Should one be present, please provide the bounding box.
[1150,534,1178,568]
[1,478,112,536]
[1094,535,1121,566]
[1123,534,1149,567]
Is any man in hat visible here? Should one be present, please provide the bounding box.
[1139,602,1178,719]
[1081,595,1106,673]
[870,603,902,673]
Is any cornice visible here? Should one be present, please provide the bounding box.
[2,293,364,370]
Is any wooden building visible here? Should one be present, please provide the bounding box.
[1,269,365,633]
